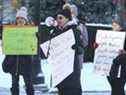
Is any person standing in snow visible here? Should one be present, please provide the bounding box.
[2,6,35,95]
[107,19,126,95]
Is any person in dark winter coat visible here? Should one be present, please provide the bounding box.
[2,7,34,95]
[107,19,126,95]
[63,2,88,69]
[3,55,34,95]
[52,9,88,95]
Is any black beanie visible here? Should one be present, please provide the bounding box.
[58,9,72,20]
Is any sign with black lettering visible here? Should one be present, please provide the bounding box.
[94,30,126,75]
[41,29,75,87]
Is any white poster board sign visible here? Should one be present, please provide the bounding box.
[94,30,126,76]
[40,29,75,87]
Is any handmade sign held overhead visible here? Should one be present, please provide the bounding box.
[94,30,126,76]
[3,25,38,55]
[40,29,75,87]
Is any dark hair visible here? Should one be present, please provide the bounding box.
[112,19,126,31]
[112,19,122,26]
[57,9,72,20]
[112,16,126,30]
[78,13,86,24]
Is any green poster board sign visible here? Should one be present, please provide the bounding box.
[3,25,38,55]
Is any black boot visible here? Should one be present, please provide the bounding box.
[26,88,34,95]
[108,77,125,95]
[10,87,19,95]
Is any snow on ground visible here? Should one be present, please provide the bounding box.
[0,55,126,91]
[81,63,111,91]
[0,55,25,88]
[0,55,11,88]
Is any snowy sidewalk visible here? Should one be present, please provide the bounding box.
[0,55,126,92]
[0,88,111,95]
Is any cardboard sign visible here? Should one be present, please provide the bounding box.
[3,25,38,55]
[41,29,75,87]
[94,30,126,76]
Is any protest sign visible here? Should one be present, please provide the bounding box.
[3,25,38,55]
[41,29,75,87]
[94,30,126,75]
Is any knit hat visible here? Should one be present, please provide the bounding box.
[16,6,28,20]
[57,9,72,20]
[63,3,78,17]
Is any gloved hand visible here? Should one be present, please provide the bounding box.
[93,42,99,49]
[71,44,78,50]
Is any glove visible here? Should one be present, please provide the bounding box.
[71,44,78,50]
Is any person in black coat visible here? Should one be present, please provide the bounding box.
[2,7,34,95]
[107,19,126,95]
[3,55,34,95]
[52,9,88,95]
[38,7,88,95]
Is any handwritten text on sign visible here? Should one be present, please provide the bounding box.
[41,29,75,87]
[94,30,126,76]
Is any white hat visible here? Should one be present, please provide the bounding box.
[16,6,28,20]
[70,4,78,17]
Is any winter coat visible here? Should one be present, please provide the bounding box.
[109,37,126,79]
[109,54,126,80]
[2,55,33,75]
[51,21,88,90]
